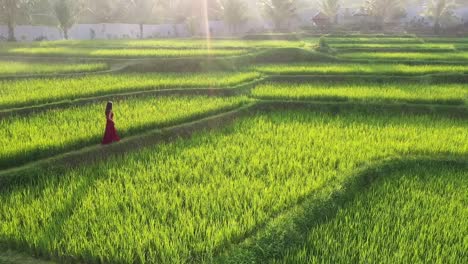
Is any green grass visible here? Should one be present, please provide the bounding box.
[0,109,466,263]
[35,39,310,49]
[339,52,468,61]
[252,82,468,105]
[424,37,468,43]
[0,72,261,109]
[324,37,424,44]
[329,43,456,52]
[272,163,467,263]
[0,39,309,49]
[1,47,248,58]
[0,96,250,169]
[253,63,468,75]
[0,61,108,76]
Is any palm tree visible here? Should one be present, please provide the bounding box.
[156,0,199,37]
[364,0,403,29]
[0,0,37,41]
[424,0,457,34]
[258,0,298,31]
[320,0,340,24]
[51,0,82,39]
[83,0,128,23]
[217,0,248,34]
[162,0,221,37]
[128,0,163,39]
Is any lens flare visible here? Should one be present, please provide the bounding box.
[202,0,212,50]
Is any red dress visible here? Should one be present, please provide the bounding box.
[102,112,120,145]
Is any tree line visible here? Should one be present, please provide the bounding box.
[0,0,465,41]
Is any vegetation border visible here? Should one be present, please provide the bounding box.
[2,99,467,189]
[0,78,264,119]
[0,103,256,189]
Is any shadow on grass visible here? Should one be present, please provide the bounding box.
[0,168,105,263]
[216,156,468,263]
[0,102,249,171]
[0,103,466,263]
[253,95,466,107]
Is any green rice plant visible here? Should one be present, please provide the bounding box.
[1,47,248,58]
[0,109,466,263]
[253,63,468,76]
[325,34,417,38]
[329,43,456,52]
[0,39,309,50]
[272,163,467,264]
[0,61,108,76]
[252,82,468,105]
[330,43,454,49]
[339,52,468,61]
[324,37,424,44]
[454,43,468,51]
[0,96,250,169]
[0,72,261,109]
[424,37,468,43]
[31,39,309,49]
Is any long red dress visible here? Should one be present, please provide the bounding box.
[102,111,120,145]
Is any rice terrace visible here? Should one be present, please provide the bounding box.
[0,0,467,264]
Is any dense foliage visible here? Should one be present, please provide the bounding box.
[0,72,260,108]
[252,82,468,105]
[0,60,108,75]
[273,163,467,263]
[0,96,250,169]
[0,109,466,263]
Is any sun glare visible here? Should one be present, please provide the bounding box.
[202,0,212,50]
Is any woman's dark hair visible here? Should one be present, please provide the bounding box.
[105,101,113,115]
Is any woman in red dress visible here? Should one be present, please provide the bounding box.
[102,101,120,145]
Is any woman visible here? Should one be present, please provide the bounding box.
[102,101,120,145]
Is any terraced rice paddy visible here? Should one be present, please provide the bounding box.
[0,96,250,169]
[424,37,468,43]
[0,36,467,263]
[2,47,249,58]
[253,63,468,75]
[273,162,467,264]
[0,109,466,263]
[0,61,108,76]
[0,72,260,108]
[339,51,468,61]
[252,82,468,105]
[323,37,424,44]
[329,43,457,52]
[1,39,310,49]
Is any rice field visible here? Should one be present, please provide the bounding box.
[424,37,468,43]
[329,43,457,52]
[0,109,466,263]
[0,72,261,109]
[273,162,467,264]
[324,37,424,44]
[253,63,468,75]
[0,96,250,169]
[1,39,311,49]
[0,61,108,76]
[1,47,249,58]
[0,35,467,263]
[339,51,468,61]
[252,82,468,105]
